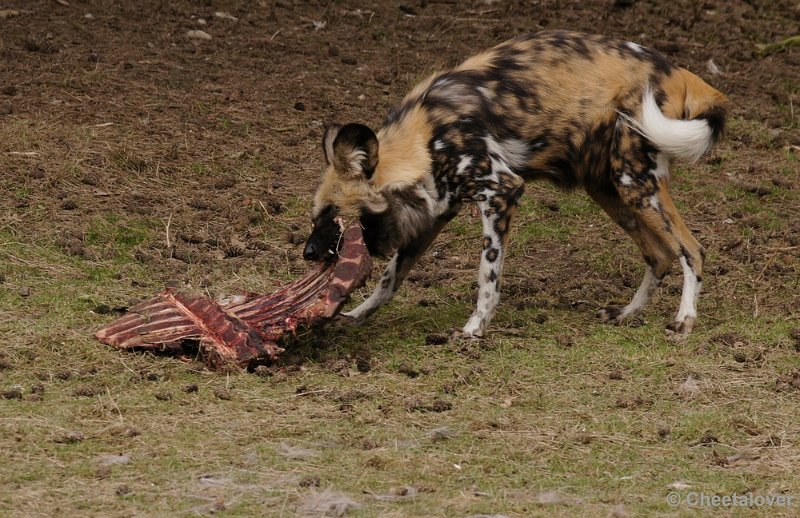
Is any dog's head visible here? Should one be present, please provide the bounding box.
[304,123,389,262]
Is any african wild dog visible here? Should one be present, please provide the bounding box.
[303,30,727,338]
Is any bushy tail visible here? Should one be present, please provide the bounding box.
[622,70,727,163]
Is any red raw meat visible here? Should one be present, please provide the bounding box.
[95,224,372,370]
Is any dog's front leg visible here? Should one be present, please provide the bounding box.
[341,214,454,326]
[456,186,521,338]
[340,253,401,324]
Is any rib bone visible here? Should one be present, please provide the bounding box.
[95,224,372,369]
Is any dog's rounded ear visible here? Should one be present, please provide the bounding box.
[327,123,379,179]
[322,123,342,167]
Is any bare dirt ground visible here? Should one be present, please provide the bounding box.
[2,0,798,267]
[1,1,799,516]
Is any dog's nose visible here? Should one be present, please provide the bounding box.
[303,242,318,261]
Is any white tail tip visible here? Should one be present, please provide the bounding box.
[622,88,714,163]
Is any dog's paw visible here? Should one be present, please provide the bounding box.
[597,305,626,324]
[332,313,362,328]
[666,317,694,336]
[448,327,482,341]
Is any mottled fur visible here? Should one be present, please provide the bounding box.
[304,30,727,337]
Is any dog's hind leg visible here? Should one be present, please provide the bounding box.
[595,148,704,334]
[591,188,672,324]
[647,173,705,334]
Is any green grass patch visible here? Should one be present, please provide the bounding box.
[85,215,153,257]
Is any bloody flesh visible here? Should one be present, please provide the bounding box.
[94,224,372,370]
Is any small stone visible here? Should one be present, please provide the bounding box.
[425,333,448,345]
[738,182,772,196]
[543,199,560,211]
[122,427,140,438]
[154,392,172,401]
[18,287,31,298]
[428,426,455,442]
[253,365,273,377]
[405,397,424,412]
[213,176,236,189]
[73,385,103,397]
[657,423,671,438]
[184,384,199,393]
[325,358,351,375]
[138,370,158,381]
[214,388,232,400]
[355,358,371,373]
[55,431,86,443]
[555,334,574,348]
[187,30,212,41]
[397,364,419,378]
[0,9,20,20]
[93,304,111,315]
[214,11,238,21]
[429,399,452,412]
[2,387,23,400]
[608,369,625,380]
[299,475,320,487]
[771,176,793,189]
[692,432,719,446]
[266,199,284,214]
[66,241,87,256]
[286,231,304,245]
[98,453,131,467]
[115,484,131,496]
[341,56,357,66]
[387,486,417,499]
[775,371,800,392]
[22,40,40,52]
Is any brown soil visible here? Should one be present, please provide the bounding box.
[1,0,798,318]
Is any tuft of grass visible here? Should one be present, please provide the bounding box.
[84,215,153,258]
